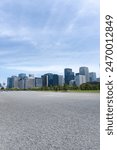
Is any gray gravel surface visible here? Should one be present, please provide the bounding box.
[0,91,100,150]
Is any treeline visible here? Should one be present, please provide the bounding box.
[4,82,100,91]
[80,82,100,90]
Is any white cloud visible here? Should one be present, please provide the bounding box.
[5,65,64,75]
[4,64,100,77]
[0,0,100,82]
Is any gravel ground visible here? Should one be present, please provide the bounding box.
[0,91,100,150]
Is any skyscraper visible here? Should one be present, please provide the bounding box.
[42,73,53,87]
[18,73,26,78]
[64,68,74,85]
[53,74,64,86]
[18,78,25,89]
[18,73,27,89]
[58,75,64,86]
[75,75,86,86]
[42,75,48,87]
[53,74,59,86]
[7,76,18,88]
[7,77,12,88]
[89,72,97,82]
[25,77,35,89]
[79,67,89,82]
[35,77,42,87]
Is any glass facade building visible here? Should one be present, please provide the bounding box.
[79,67,89,82]
[64,68,74,85]
[89,72,97,82]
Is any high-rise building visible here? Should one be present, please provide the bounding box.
[35,77,42,87]
[7,77,12,88]
[18,73,26,78]
[53,74,64,86]
[18,73,27,89]
[25,78,35,89]
[79,67,89,82]
[58,75,64,86]
[6,67,98,89]
[42,75,48,87]
[7,76,18,88]
[18,78,25,89]
[64,68,74,85]
[42,73,53,87]
[53,74,58,86]
[12,76,19,88]
[89,72,97,82]
[75,75,86,86]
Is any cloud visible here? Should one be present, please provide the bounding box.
[5,65,64,74]
[0,0,100,82]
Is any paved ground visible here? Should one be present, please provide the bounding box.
[0,91,100,150]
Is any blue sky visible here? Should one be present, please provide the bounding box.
[0,0,99,83]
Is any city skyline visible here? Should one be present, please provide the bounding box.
[0,0,100,83]
[0,66,100,84]
[0,65,100,84]
[6,66,99,89]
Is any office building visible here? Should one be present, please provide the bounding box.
[6,67,98,89]
[75,75,86,86]
[7,77,12,88]
[64,68,74,85]
[7,76,18,88]
[18,78,25,89]
[18,73,27,89]
[79,67,89,82]
[58,75,64,86]
[35,77,42,87]
[42,74,48,87]
[42,73,53,87]
[53,74,58,86]
[12,76,19,88]
[53,74,64,86]
[25,77,35,89]
[89,72,97,82]
[18,73,26,79]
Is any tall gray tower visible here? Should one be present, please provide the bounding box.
[79,67,89,82]
[64,68,74,85]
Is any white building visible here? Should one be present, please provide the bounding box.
[25,77,35,89]
[58,75,64,86]
[79,67,89,82]
[12,76,19,88]
[75,75,86,86]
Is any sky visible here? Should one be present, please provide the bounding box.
[0,0,100,83]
